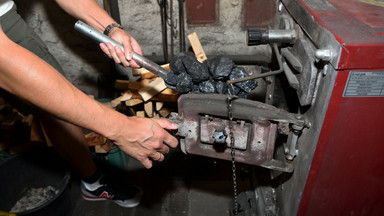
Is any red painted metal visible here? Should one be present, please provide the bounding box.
[297,0,384,215]
[186,0,218,25]
[298,0,384,69]
[299,70,384,215]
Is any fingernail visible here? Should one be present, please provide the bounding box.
[126,53,132,60]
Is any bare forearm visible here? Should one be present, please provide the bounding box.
[0,33,121,139]
[54,0,143,68]
[54,0,115,32]
[0,39,178,168]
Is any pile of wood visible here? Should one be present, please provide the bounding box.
[85,65,181,153]
[0,97,45,154]
[112,63,180,119]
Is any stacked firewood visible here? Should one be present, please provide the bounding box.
[111,63,179,119]
[85,64,180,153]
[0,97,46,154]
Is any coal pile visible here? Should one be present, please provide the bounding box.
[164,52,257,97]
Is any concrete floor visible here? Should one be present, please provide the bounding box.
[67,146,254,216]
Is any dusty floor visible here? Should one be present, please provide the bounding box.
[67,146,254,216]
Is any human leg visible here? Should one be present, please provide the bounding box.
[0,5,98,179]
[37,113,98,178]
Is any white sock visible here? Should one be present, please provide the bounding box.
[81,175,103,191]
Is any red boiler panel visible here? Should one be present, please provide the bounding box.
[296,0,384,215]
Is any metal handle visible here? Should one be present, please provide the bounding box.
[74,21,170,79]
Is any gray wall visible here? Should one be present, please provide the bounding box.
[14,0,270,98]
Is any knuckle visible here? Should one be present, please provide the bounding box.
[153,141,163,149]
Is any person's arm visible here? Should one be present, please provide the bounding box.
[0,26,178,168]
[54,0,142,67]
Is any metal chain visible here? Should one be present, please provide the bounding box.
[227,84,239,215]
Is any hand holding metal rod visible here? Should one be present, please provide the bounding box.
[74,21,170,79]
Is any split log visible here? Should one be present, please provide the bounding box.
[115,80,147,90]
[138,78,168,102]
[132,64,170,79]
[95,140,114,153]
[111,96,123,108]
[156,102,164,111]
[136,111,145,117]
[159,107,172,118]
[188,32,207,63]
[125,98,144,107]
[30,119,44,142]
[85,132,105,146]
[120,90,134,101]
[144,101,153,117]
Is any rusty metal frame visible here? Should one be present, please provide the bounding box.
[176,94,305,172]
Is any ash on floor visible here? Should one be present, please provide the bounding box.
[10,186,59,213]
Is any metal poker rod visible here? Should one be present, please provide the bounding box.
[74,20,170,79]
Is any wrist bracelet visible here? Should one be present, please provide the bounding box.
[103,23,123,36]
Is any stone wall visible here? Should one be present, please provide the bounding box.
[13,0,271,98]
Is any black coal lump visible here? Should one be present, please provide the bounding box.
[192,84,200,93]
[237,91,249,98]
[183,60,210,83]
[229,84,241,95]
[180,51,196,58]
[199,79,216,93]
[170,57,186,75]
[170,52,195,74]
[164,72,178,86]
[215,81,228,94]
[207,56,234,80]
[176,73,193,93]
[229,66,258,93]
